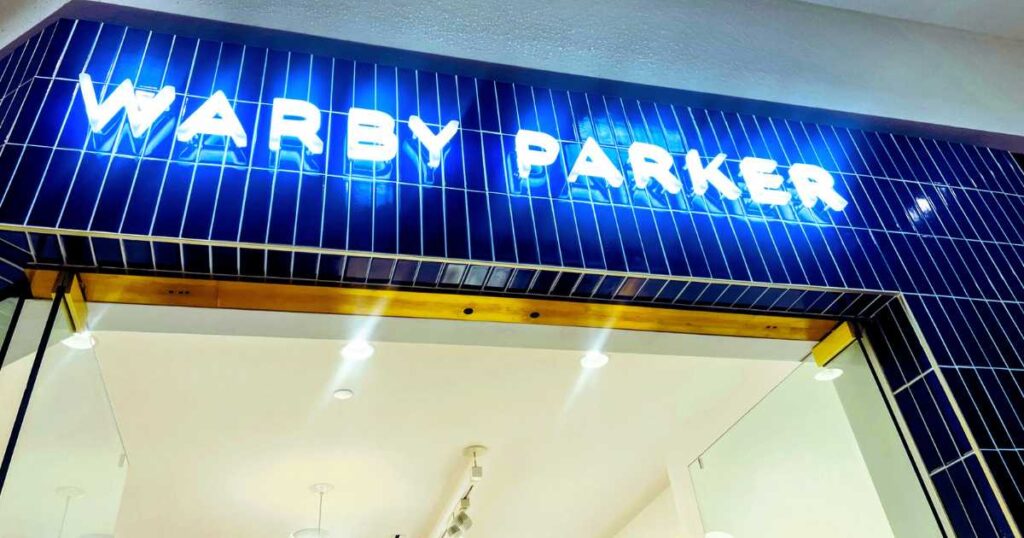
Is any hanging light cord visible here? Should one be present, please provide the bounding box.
[317,489,325,535]
[56,495,72,538]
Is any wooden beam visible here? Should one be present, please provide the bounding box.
[63,274,88,332]
[26,270,88,332]
[26,270,836,341]
[812,322,858,366]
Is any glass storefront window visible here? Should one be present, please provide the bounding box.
[0,297,127,538]
[0,302,942,537]
[688,342,943,537]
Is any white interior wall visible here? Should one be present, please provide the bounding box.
[2,0,1024,137]
[612,487,686,538]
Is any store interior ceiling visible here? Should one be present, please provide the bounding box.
[0,302,818,538]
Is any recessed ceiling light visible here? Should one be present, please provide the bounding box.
[580,351,609,369]
[341,339,374,361]
[706,532,734,538]
[61,331,96,350]
[332,389,354,400]
[814,367,844,382]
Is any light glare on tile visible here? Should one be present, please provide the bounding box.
[915,197,933,213]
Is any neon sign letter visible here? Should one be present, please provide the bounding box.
[347,107,398,162]
[788,163,849,211]
[175,91,248,148]
[515,129,560,179]
[567,138,624,187]
[685,150,741,200]
[408,116,459,168]
[79,74,176,137]
[268,98,324,154]
[740,157,791,206]
[629,142,683,194]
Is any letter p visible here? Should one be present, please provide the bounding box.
[515,130,560,179]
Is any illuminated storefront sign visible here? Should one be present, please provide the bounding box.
[77,73,848,212]
[1,15,1021,538]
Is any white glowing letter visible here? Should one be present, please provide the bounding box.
[175,91,248,148]
[408,116,459,168]
[347,107,398,162]
[79,73,176,137]
[515,129,560,178]
[628,142,683,194]
[685,149,741,200]
[567,138,624,187]
[268,98,324,154]
[740,157,791,206]
[788,163,848,211]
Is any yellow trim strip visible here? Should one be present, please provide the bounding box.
[812,321,857,366]
[27,270,836,341]
[63,274,88,332]
[29,271,89,332]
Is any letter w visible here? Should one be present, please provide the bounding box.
[79,73,176,137]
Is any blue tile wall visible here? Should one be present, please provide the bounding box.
[1,16,1023,535]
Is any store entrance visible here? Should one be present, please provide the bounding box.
[0,281,945,537]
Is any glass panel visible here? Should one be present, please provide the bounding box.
[0,300,944,538]
[688,341,942,538]
[0,298,17,341]
[0,299,57,456]
[0,298,127,537]
[0,297,24,452]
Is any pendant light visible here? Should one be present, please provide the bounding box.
[56,486,115,538]
[290,483,334,538]
[55,486,84,538]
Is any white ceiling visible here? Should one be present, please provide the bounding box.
[0,316,805,538]
[97,332,796,538]
[798,0,1024,40]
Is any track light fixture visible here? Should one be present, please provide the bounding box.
[434,447,487,538]
[467,446,484,482]
[445,497,473,537]
[454,509,473,531]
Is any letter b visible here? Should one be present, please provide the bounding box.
[348,107,398,162]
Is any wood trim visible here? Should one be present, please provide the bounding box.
[63,274,88,333]
[28,270,59,299]
[27,271,88,333]
[26,270,836,341]
[812,322,858,366]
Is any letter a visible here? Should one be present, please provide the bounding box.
[567,138,624,187]
[175,91,248,148]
